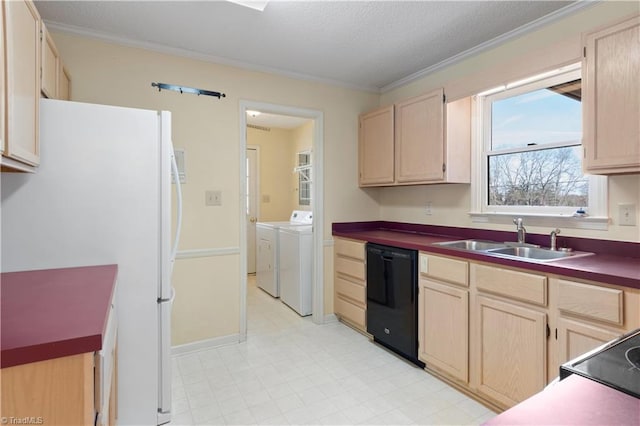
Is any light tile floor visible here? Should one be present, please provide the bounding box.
[169,276,497,425]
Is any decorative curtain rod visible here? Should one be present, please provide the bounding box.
[151,82,226,99]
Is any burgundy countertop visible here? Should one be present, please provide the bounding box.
[483,375,640,425]
[333,222,640,290]
[1,265,118,368]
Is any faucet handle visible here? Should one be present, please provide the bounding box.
[551,228,561,235]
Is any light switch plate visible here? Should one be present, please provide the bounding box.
[205,190,222,206]
[619,203,636,226]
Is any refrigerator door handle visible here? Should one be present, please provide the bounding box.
[157,298,173,424]
[170,142,183,269]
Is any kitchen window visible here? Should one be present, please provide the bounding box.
[471,65,607,229]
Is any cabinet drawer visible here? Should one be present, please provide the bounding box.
[335,276,365,306]
[335,256,365,281]
[335,296,366,329]
[335,238,365,260]
[557,279,623,325]
[420,253,468,286]
[472,264,547,306]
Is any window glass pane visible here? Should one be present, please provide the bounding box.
[491,79,581,150]
[298,152,311,206]
[488,146,588,207]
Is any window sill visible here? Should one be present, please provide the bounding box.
[469,212,609,231]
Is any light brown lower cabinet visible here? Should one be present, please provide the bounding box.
[334,237,367,332]
[418,278,469,383]
[1,349,118,426]
[549,277,640,379]
[472,295,547,408]
[556,317,620,365]
[1,353,93,425]
[343,246,640,413]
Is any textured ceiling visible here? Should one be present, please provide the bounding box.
[35,0,582,93]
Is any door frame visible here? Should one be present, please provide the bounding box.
[238,100,325,340]
[246,145,260,274]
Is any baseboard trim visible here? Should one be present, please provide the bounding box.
[171,334,240,356]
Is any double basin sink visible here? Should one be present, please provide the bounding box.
[433,239,593,262]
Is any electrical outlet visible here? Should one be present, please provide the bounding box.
[425,201,432,215]
[619,203,636,226]
[205,190,222,206]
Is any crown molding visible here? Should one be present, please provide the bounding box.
[381,0,600,93]
[44,20,381,94]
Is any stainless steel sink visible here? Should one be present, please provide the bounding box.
[433,240,508,251]
[433,239,593,262]
[486,246,593,262]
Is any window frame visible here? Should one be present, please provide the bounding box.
[297,150,312,206]
[470,65,608,230]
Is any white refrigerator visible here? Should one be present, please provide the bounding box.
[1,99,181,425]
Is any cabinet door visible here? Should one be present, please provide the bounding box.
[418,279,468,382]
[358,105,394,186]
[4,0,40,166]
[41,22,59,99]
[556,317,621,368]
[583,15,640,174]
[474,295,547,408]
[395,89,444,183]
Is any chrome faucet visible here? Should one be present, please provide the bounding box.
[550,228,561,251]
[513,218,526,244]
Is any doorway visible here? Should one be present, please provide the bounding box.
[239,101,324,341]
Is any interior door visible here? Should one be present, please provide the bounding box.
[246,147,258,274]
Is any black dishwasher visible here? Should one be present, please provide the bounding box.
[366,243,424,367]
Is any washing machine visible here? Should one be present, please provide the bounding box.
[255,211,312,297]
[279,224,313,316]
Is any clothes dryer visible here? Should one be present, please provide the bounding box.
[279,225,313,316]
[255,211,312,297]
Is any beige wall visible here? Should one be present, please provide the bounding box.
[378,1,640,243]
[247,126,295,222]
[51,32,380,345]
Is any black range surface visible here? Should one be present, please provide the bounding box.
[560,329,640,398]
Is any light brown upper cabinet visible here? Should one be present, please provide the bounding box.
[358,105,394,186]
[41,22,59,99]
[2,0,41,171]
[583,15,640,174]
[358,90,471,187]
[396,90,443,183]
